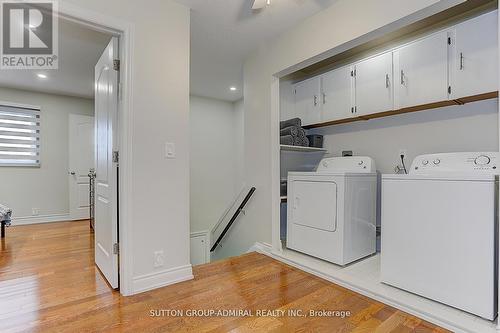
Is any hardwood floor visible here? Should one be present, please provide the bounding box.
[0,221,449,333]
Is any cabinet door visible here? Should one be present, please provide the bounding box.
[321,65,354,122]
[355,52,394,116]
[450,11,498,99]
[395,31,449,109]
[293,77,321,126]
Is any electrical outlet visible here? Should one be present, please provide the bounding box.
[154,250,164,268]
[32,208,40,216]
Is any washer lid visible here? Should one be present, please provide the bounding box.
[316,156,376,173]
[409,152,500,176]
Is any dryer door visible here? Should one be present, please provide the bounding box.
[292,180,337,232]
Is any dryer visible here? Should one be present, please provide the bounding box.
[381,152,499,320]
[287,157,377,266]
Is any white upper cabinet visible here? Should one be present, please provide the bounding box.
[394,30,449,109]
[294,77,321,126]
[321,65,354,122]
[449,10,498,99]
[354,52,394,116]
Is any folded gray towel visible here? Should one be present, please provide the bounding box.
[280,126,300,137]
[280,118,301,129]
[0,203,12,226]
[281,135,309,147]
[280,135,294,145]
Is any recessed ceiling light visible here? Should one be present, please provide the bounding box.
[37,73,47,79]
[230,87,237,91]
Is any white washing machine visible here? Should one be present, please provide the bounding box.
[287,156,377,266]
[381,152,499,320]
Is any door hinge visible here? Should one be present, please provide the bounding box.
[113,59,120,71]
[448,86,452,94]
[112,150,119,163]
[113,243,119,255]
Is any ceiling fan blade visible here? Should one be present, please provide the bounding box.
[252,0,268,9]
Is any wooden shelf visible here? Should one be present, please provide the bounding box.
[303,91,498,130]
[280,145,327,153]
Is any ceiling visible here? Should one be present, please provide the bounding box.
[176,0,338,102]
[0,19,112,99]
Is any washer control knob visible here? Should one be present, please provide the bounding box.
[322,161,329,167]
[433,159,441,165]
[474,155,491,166]
[358,160,364,166]
[422,160,429,166]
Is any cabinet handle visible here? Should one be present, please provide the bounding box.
[313,95,318,106]
[322,93,326,104]
[351,107,354,114]
[385,74,390,88]
[400,70,405,85]
[460,52,464,70]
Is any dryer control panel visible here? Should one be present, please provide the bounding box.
[410,152,500,175]
[317,156,376,173]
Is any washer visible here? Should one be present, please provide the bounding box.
[287,156,377,266]
[381,152,499,320]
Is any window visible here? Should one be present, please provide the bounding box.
[0,103,40,167]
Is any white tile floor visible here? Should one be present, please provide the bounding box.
[264,248,497,333]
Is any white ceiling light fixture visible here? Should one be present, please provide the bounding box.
[252,0,271,10]
[37,73,47,79]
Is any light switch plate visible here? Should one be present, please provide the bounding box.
[165,142,176,159]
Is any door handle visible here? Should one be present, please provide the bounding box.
[459,52,464,70]
[386,74,390,88]
[313,95,318,106]
[400,70,405,85]
[69,171,76,176]
[322,93,326,104]
[294,197,300,209]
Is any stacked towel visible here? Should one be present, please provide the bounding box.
[280,118,309,147]
[0,204,12,227]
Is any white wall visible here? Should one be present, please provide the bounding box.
[312,100,499,172]
[0,87,94,222]
[190,96,244,233]
[63,0,191,294]
[228,0,468,256]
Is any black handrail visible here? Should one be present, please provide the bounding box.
[210,187,256,252]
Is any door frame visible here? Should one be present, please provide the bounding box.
[57,2,134,296]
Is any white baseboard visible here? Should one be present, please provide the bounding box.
[11,214,72,226]
[132,265,194,294]
[248,242,273,254]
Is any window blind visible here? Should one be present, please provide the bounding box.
[0,104,40,167]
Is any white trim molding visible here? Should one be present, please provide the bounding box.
[132,265,194,294]
[190,230,211,264]
[11,214,72,226]
[247,242,273,254]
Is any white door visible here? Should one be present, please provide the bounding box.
[450,10,498,99]
[321,65,355,121]
[294,77,321,126]
[292,180,337,232]
[69,114,95,220]
[355,52,394,116]
[394,31,449,109]
[94,37,119,289]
